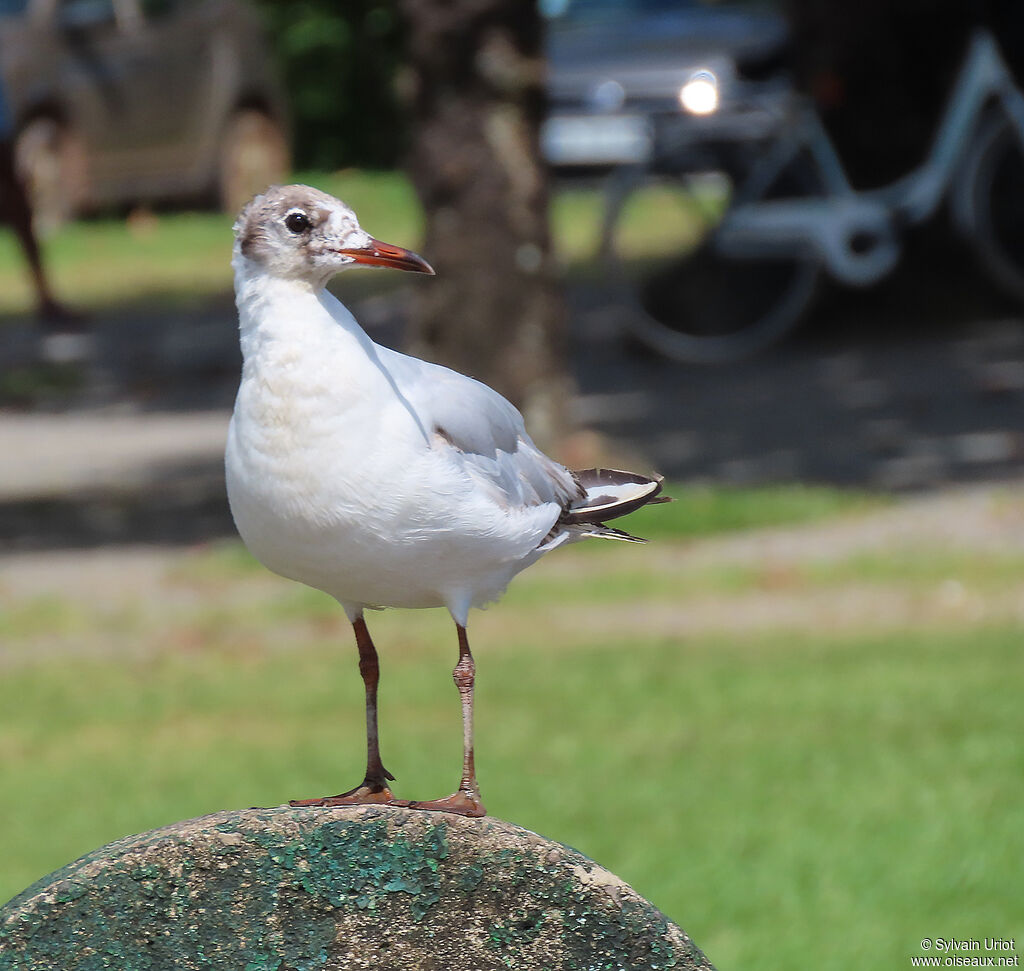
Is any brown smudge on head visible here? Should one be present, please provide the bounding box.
[234,184,349,266]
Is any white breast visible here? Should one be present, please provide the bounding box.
[226,273,561,622]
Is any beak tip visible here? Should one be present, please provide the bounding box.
[337,239,436,276]
[408,252,435,276]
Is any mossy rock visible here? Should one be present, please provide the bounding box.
[0,806,714,970]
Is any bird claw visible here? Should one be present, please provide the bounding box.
[288,787,486,818]
[406,790,487,818]
[289,783,397,808]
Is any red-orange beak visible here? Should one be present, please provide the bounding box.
[336,238,435,275]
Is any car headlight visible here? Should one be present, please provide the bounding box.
[679,70,719,115]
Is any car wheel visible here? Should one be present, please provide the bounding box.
[14,117,87,235]
[218,109,290,215]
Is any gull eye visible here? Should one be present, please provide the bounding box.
[284,210,312,234]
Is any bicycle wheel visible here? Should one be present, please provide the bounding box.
[601,156,821,364]
[956,113,1024,303]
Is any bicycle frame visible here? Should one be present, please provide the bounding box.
[716,29,1024,287]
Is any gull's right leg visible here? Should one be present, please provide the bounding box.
[290,614,398,807]
[407,622,486,817]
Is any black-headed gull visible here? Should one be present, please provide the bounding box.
[226,185,666,817]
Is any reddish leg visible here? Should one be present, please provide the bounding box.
[408,623,487,818]
[290,616,398,807]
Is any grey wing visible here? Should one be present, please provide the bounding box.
[380,348,583,511]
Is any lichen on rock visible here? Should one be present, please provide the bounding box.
[0,805,715,970]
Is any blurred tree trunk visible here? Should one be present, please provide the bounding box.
[398,0,570,447]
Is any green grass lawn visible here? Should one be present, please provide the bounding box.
[0,169,711,316]
[0,170,418,315]
[2,489,1022,970]
[0,173,1019,963]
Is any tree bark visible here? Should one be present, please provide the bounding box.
[399,0,570,447]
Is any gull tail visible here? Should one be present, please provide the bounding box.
[562,469,671,543]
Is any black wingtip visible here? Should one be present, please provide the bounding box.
[563,468,666,525]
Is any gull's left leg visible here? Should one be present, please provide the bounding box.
[408,623,486,817]
[290,614,398,808]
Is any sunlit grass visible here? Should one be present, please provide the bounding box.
[2,161,1020,969]
[3,480,1024,971]
[0,169,715,316]
[0,208,234,313]
[2,602,1022,971]
[624,482,881,540]
[0,170,421,316]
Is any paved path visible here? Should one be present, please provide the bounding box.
[571,231,1024,489]
[1,232,1023,550]
[0,411,228,500]
[3,480,1022,659]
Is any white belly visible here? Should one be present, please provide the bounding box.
[225,406,555,617]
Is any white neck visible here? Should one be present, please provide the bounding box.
[229,250,424,452]
[232,250,374,366]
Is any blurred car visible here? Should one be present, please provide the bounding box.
[0,0,289,229]
[542,0,791,170]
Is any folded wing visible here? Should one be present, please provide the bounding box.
[376,346,669,544]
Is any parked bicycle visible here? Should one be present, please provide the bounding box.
[601,29,1024,363]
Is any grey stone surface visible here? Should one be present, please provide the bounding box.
[0,806,714,971]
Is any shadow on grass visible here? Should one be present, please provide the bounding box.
[0,458,234,553]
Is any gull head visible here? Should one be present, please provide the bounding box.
[233,184,434,287]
